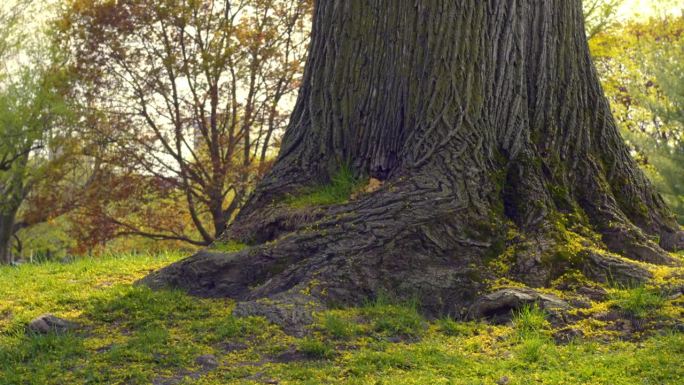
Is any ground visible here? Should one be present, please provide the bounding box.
[0,253,683,385]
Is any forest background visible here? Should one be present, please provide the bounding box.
[0,0,681,263]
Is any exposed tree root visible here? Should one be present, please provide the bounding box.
[141,168,681,333]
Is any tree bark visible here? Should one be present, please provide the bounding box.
[0,206,20,265]
[143,0,683,320]
[0,160,27,265]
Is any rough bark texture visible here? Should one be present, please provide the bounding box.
[143,0,684,325]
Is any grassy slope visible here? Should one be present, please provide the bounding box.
[0,253,682,385]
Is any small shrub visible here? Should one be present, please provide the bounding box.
[512,304,548,338]
[298,338,335,359]
[611,286,664,319]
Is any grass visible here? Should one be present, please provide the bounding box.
[437,318,478,337]
[298,338,335,359]
[361,295,426,338]
[611,286,665,318]
[512,304,549,338]
[286,166,362,207]
[321,313,358,340]
[0,254,683,384]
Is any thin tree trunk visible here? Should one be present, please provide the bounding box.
[144,0,683,321]
[0,208,19,265]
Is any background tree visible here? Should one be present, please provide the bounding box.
[0,2,24,63]
[145,0,684,323]
[0,2,74,264]
[58,0,311,246]
[583,0,624,40]
[590,12,684,222]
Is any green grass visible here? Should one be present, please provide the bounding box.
[611,286,665,318]
[361,295,426,338]
[209,240,248,253]
[437,318,478,337]
[512,304,549,338]
[0,254,683,384]
[286,166,362,207]
[298,338,335,359]
[321,313,358,340]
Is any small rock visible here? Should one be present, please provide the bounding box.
[27,314,77,334]
[497,376,510,385]
[195,354,218,369]
[470,288,569,322]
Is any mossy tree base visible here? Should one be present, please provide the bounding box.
[141,0,684,330]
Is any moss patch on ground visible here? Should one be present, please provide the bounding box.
[1,254,683,384]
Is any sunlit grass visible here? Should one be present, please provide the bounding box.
[610,286,665,319]
[512,304,549,339]
[0,254,683,384]
[0,252,184,329]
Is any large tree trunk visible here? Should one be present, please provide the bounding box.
[143,0,683,322]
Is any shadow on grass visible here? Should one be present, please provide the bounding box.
[0,285,261,384]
